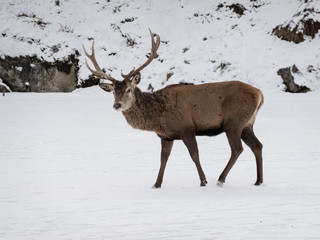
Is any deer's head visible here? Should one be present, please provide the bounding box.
[83,29,160,112]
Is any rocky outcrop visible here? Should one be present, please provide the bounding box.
[272,7,320,44]
[0,54,79,92]
[277,65,310,93]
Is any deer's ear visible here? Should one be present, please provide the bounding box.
[99,83,114,92]
[130,73,141,86]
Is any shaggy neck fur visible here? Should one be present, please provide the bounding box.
[122,87,165,132]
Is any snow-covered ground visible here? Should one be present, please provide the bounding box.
[1,88,320,239]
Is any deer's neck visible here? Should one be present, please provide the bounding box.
[122,88,165,132]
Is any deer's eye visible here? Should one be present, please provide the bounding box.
[126,88,131,93]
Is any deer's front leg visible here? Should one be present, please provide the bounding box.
[181,132,207,187]
[153,138,174,188]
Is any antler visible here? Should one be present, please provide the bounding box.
[82,41,117,83]
[121,28,160,79]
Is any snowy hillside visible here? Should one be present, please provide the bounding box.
[1,0,320,92]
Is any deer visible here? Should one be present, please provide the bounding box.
[83,29,264,188]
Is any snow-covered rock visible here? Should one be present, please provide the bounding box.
[0,54,78,92]
[272,1,320,43]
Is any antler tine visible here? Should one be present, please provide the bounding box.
[121,68,135,78]
[121,28,160,79]
[150,28,156,50]
[82,41,117,83]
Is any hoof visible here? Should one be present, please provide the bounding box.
[200,180,208,186]
[254,180,263,186]
[153,183,161,188]
[216,180,224,187]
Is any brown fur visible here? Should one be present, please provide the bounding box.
[102,79,264,188]
[124,81,262,139]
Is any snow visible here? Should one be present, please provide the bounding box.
[15,66,22,71]
[1,89,320,239]
[1,0,320,239]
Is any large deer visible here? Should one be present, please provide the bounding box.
[83,29,264,188]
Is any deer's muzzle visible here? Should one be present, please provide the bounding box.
[113,102,121,110]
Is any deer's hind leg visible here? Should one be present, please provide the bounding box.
[241,126,263,185]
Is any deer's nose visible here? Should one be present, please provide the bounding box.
[113,102,121,110]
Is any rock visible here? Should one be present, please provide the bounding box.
[291,64,300,74]
[272,26,304,44]
[166,71,174,81]
[303,18,320,38]
[228,4,246,16]
[0,54,79,92]
[147,83,154,92]
[77,74,99,88]
[272,8,320,44]
[277,66,310,93]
